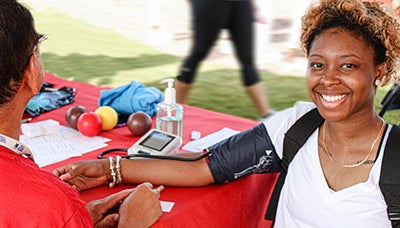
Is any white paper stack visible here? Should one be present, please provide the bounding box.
[20,122,110,167]
[21,119,60,137]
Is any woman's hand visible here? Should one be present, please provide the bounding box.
[53,160,109,191]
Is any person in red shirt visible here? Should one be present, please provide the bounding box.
[0,1,162,227]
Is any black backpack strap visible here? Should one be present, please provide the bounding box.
[265,108,324,221]
[379,125,400,227]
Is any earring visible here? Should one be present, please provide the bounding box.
[375,79,381,86]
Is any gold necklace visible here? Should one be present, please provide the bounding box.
[321,121,385,168]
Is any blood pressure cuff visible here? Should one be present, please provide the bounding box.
[207,123,281,184]
[25,82,76,116]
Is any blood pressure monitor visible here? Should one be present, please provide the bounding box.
[128,129,181,156]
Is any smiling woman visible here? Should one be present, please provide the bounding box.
[306,27,384,122]
[52,0,400,227]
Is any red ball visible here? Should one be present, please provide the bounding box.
[77,112,102,136]
[65,105,87,130]
[127,111,152,136]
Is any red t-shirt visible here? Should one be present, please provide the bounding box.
[0,146,93,227]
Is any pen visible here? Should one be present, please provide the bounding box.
[155,185,165,193]
[21,118,32,123]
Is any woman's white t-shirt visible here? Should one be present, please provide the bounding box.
[264,101,391,228]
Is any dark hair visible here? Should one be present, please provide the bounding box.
[0,0,39,105]
[301,0,400,86]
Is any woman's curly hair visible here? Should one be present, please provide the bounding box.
[301,0,400,86]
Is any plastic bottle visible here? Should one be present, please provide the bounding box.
[156,78,183,145]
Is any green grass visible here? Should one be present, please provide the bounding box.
[30,7,400,124]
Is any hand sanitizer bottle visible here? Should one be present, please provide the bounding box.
[156,78,183,145]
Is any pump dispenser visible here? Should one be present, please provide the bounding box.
[156,78,183,145]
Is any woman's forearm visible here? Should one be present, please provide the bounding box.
[119,153,215,186]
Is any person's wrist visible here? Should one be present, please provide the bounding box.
[104,156,123,188]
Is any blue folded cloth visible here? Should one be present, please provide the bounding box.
[98,81,163,117]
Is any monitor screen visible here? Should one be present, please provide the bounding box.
[139,130,175,151]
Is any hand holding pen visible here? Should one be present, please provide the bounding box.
[118,183,164,227]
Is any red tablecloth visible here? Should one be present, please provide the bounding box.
[39,73,278,228]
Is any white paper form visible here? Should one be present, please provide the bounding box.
[182,127,240,152]
[20,125,110,167]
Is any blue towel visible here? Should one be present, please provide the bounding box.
[98,81,163,117]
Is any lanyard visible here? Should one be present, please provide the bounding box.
[0,134,34,161]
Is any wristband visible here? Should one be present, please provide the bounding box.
[116,156,122,184]
[108,157,117,188]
